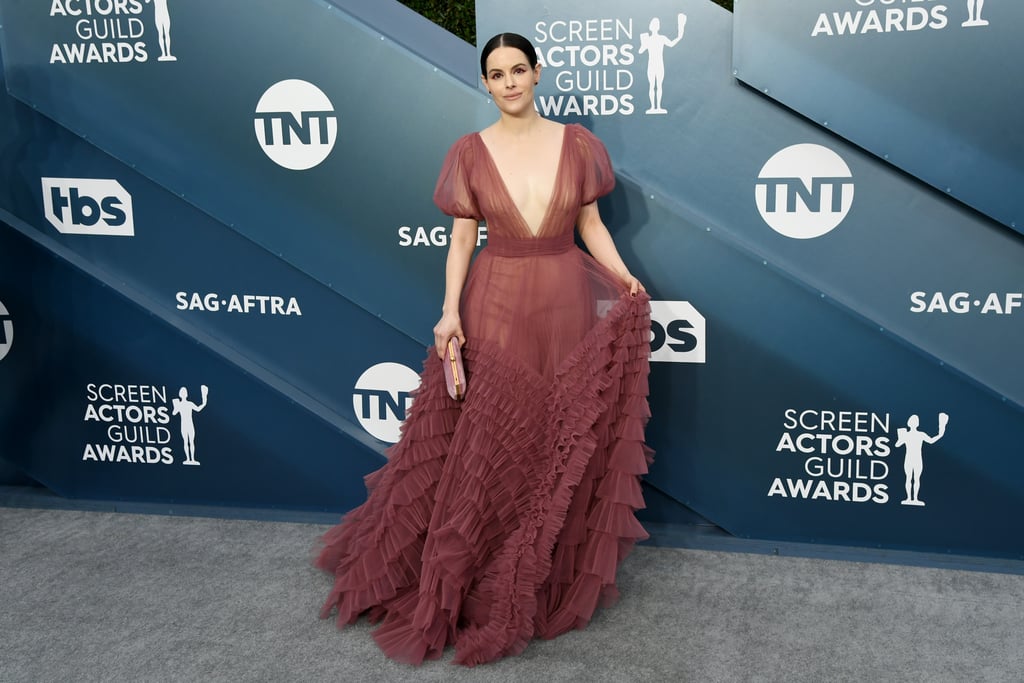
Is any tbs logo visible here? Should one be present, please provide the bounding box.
[650,301,705,364]
[42,178,134,237]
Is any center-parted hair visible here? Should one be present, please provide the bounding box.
[480,32,539,77]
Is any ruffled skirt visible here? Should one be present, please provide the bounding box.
[315,291,652,666]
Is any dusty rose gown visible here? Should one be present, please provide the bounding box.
[315,123,653,666]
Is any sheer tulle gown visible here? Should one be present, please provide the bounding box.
[315,123,653,666]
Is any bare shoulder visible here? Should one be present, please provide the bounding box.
[543,118,566,134]
[478,121,499,139]
[477,122,502,149]
[543,119,567,143]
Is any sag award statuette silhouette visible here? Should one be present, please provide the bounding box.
[173,385,208,466]
[896,412,948,507]
[639,13,686,115]
[962,0,989,27]
[146,0,177,61]
[0,299,12,362]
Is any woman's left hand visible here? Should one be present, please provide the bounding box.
[624,274,646,296]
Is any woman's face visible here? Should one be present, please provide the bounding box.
[481,46,540,115]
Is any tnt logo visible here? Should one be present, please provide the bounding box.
[755,144,854,239]
[254,79,338,170]
[41,178,134,237]
[352,362,421,444]
[0,299,12,362]
[650,300,705,363]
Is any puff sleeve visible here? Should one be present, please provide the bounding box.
[572,124,616,205]
[433,134,484,221]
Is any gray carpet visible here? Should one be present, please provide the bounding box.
[1,506,1023,682]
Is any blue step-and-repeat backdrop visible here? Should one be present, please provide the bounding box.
[0,0,1021,559]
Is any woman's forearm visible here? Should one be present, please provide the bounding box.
[441,218,479,313]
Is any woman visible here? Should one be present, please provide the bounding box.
[316,32,653,667]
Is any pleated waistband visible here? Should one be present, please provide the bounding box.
[486,233,574,257]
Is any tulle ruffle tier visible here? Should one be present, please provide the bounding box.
[315,291,652,666]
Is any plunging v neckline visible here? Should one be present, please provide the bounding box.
[475,125,570,239]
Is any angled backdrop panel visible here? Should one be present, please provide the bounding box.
[732,0,1024,233]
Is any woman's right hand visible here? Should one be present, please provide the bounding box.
[433,312,465,359]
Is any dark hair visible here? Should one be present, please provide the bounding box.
[480,32,538,77]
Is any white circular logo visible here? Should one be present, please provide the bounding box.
[0,299,12,362]
[352,363,420,444]
[755,144,854,239]
[254,79,338,170]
